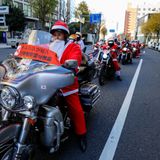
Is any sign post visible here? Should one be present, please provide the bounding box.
[89,13,102,41]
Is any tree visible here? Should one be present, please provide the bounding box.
[74,1,92,34]
[141,13,160,41]
[100,23,107,39]
[6,6,25,33]
[68,22,80,34]
[75,1,90,20]
[30,0,58,29]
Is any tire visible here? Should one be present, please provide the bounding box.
[11,46,16,48]
[98,64,106,86]
[122,57,126,65]
[1,146,35,160]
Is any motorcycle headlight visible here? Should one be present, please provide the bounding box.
[23,96,35,110]
[103,54,108,59]
[1,86,19,109]
[133,48,136,51]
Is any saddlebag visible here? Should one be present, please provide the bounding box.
[79,82,100,111]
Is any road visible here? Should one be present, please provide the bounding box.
[0,47,160,160]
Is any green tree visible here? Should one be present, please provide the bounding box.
[68,22,80,34]
[75,1,90,20]
[6,6,25,33]
[74,1,91,34]
[141,13,160,40]
[100,23,107,39]
[30,0,58,29]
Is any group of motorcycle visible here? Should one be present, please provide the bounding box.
[89,40,141,86]
[0,30,142,159]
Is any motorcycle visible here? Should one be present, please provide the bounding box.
[131,45,138,58]
[0,30,100,159]
[121,47,132,65]
[97,49,115,86]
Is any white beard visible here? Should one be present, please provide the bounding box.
[49,40,65,60]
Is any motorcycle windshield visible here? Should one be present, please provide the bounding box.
[14,30,60,66]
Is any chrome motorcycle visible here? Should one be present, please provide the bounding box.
[0,30,100,159]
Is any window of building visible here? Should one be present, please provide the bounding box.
[14,2,23,10]
[24,4,28,16]
[138,8,141,11]
[143,8,146,11]
[148,8,151,11]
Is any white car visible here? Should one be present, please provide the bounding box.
[148,41,153,48]
[155,43,159,50]
[158,44,160,52]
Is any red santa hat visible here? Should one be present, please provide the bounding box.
[50,20,70,34]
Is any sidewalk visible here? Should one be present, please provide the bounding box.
[0,43,11,49]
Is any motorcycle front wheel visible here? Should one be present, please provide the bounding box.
[122,56,126,65]
[1,146,35,160]
[98,63,106,86]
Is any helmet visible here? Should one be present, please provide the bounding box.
[50,20,70,35]
[69,34,78,41]
[108,40,114,47]
[75,32,82,37]
[75,32,82,41]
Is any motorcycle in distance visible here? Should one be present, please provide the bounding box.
[131,45,137,58]
[97,48,115,86]
[120,47,132,65]
[0,30,100,160]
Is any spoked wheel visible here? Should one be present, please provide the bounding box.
[98,64,106,86]
[1,146,35,160]
[1,136,35,160]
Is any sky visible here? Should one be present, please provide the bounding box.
[75,0,160,34]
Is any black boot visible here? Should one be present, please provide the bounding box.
[78,134,87,152]
[117,76,122,81]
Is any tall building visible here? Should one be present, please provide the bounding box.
[137,2,160,19]
[1,0,39,29]
[66,0,75,23]
[124,3,137,39]
[52,0,69,22]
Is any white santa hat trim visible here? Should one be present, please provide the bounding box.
[51,25,70,34]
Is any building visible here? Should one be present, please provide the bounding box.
[1,0,39,29]
[66,0,75,23]
[124,3,137,40]
[137,2,160,19]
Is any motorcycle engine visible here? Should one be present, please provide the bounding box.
[38,105,64,152]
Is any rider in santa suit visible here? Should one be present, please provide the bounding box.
[108,39,122,81]
[49,20,87,152]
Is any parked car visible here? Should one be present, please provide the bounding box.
[158,44,160,52]
[148,41,153,48]
[155,43,159,50]
[6,36,21,48]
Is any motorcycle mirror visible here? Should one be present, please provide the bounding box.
[64,60,78,69]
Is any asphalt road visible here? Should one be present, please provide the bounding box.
[0,47,160,160]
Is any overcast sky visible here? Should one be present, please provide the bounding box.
[75,0,160,33]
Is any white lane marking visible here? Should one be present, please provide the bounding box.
[99,59,143,160]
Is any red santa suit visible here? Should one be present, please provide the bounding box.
[49,40,86,135]
[110,45,121,71]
